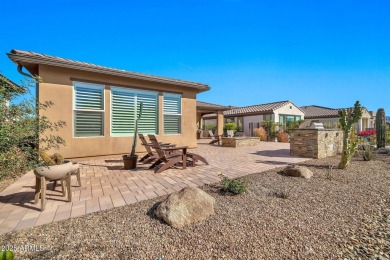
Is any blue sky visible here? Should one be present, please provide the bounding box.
[1,0,389,113]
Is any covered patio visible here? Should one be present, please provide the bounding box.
[196,101,230,137]
[0,140,308,234]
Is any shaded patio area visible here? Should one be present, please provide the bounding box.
[0,139,309,234]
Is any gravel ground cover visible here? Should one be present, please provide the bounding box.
[0,154,389,259]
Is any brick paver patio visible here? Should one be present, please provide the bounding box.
[0,139,309,234]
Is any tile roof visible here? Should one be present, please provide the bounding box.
[300,105,340,118]
[196,101,230,111]
[223,100,294,116]
[203,100,300,118]
[7,49,210,92]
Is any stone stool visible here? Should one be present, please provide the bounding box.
[52,162,81,191]
[34,161,73,211]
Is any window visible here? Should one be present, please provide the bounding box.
[73,82,104,137]
[279,114,302,131]
[111,87,158,136]
[263,114,272,121]
[163,93,181,134]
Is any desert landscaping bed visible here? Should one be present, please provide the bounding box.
[0,154,389,259]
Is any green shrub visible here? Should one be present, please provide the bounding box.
[205,124,216,132]
[219,174,248,194]
[261,120,277,141]
[0,76,66,180]
[223,122,237,133]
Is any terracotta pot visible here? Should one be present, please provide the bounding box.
[34,160,73,180]
[123,155,138,170]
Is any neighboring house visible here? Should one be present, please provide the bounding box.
[7,49,210,158]
[300,105,375,131]
[203,100,305,136]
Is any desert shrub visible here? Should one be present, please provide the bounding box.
[276,131,289,142]
[362,145,374,161]
[274,189,290,199]
[219,174,248,195]
[0,76,66,180]
[254,127,267,141]
[285,119,304,133]
[0,147,30,179]
[261,120,277,141]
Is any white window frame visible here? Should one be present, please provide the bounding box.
[73,81,105,138]
[163,93,182,135]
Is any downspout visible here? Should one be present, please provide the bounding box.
[17,64,33,78]
[16,63,40,157]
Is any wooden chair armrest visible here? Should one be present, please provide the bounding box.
[160,146,188,151]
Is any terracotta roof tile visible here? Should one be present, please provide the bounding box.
[300,105,340,118]
[196,101,230,110]
[224,100,292,116]
[204,100,301,118]
[7,49,210,92]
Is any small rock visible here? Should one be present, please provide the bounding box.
[282,165,313,179]
[154,187,215,228]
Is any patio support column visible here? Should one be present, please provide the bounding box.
[358,118,363,132]
[196,112,202,130]
[217,110,224,136]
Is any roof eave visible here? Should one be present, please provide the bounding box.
[7,52,210,93]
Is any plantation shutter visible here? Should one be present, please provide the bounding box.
[74,83,104,137]
[74,111,104,137]
[163,94,181,134]
[111,89,136,135]
[111,88,158,136]
[137,93,158,134]
[75,86,104,110]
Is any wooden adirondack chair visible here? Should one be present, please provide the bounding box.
[148,135,209,173]
[208,130,222,145]
[138,134,174,164]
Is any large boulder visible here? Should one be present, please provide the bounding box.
[282,165,313,179]
[154,187,215,228]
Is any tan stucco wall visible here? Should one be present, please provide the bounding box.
[38,65,198,158]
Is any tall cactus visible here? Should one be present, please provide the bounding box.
[338,101,363,169]
[130,102,143,157]
[376,108,386,148]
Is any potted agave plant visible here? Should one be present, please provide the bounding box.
[123,102,143,170]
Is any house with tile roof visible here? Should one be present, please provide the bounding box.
[7,49,211,158]
[300,105,375,132]
[203,100,305,136]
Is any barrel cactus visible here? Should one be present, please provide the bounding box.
[51,153,64,165]
[39,151,55,166]
[376,108,386,148]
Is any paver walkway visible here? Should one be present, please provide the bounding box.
[0,139,308,234]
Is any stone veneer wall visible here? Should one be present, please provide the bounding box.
[222,137,260,147]
[290,129,343,159]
